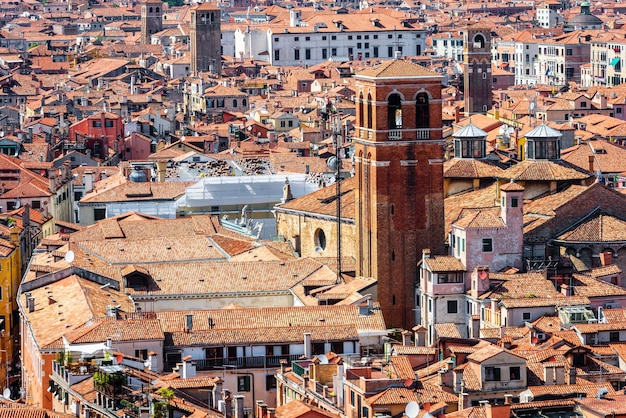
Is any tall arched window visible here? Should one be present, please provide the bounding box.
[366,92,373,129]
[358,92,364,127]
[416,93,429,128]
[388,94,402,129]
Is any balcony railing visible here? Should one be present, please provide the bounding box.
[388,130,402,140]
[52,360,98,386]
[168,354,303,371]
[483,308,502,327]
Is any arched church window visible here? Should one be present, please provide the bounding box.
[416,93,429,129]
[388,94,402,129]
[366,93,373,129]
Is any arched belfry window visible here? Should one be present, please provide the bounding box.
[416,93,429,129]
[156,7,160,12]
[149,6,153,12]
[388,94,402,129]
[366,92,373,129]
[358,92,364,127]
[473,34,485,49]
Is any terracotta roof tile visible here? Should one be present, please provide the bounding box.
[356,59,440,79]
[444,159,504,178]
[424,256,466,272]
[167,324,359,346]
[435,323,463,339]
[499,160,592,182]
[557,212,626,242]
[390,356,415,380]
[577,393,626,415]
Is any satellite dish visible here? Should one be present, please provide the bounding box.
[405,401,420,418]
[3,388,10,399]
[65,250,75,264]
[404,401,420,418]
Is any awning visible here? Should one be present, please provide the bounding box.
[611,57,620,66]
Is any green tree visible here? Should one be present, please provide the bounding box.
[166,0,184,6]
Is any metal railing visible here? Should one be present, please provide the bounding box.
[168,354,302,371]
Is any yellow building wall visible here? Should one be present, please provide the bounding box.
[275,212,357,260]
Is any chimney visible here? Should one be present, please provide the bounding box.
[147,351,158,371]
[281,178,294,204]
[588,155,594,173]
[561,283,573,296]
[83,170,94,193]
[212,378,223,409]
[268,409,276,418]
[222,390,233,418]
[504,394,513,405]
[181,355,196,378]
[413,325,427,346]
[401,330,412,346]
[304,332,312,358]
[48,172,57,193]
[600,251,612,266]
[26,294,35,313]
[234,395,244,418]
[485,403,511,418]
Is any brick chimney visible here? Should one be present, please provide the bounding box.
[484,402,511,418]
[600,251,612,266]
[588,155,594,173]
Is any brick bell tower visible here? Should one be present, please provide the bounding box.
[354,59,445,329]
[463,25,492,115]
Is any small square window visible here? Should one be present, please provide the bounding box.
[447,300,458,314]
[305,36,310,41]
[522,312,531,321]
[511,197,519,208]
[294,37,299,41]
[237,376,251,392]
[482,238,493,252]
[266,374,277,390]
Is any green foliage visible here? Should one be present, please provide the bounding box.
[153,400,169,418]
[120,399,139,411]
[166,0,184,6]
[157,387,174,400]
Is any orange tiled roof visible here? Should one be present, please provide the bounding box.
[356,59,440,79]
